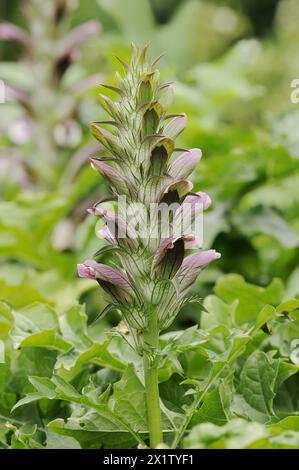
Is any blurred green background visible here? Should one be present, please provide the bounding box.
[1,0,299,449]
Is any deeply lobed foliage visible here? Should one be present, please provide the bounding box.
[1,274,299,448]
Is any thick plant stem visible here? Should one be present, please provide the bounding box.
[143,308,163,448]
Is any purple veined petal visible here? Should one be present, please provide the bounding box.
[152,236,185,279]
[152,234,200,279]
[77,259,134,303]
[94,208,129,237]
[163,114,187,139]
[168,148,202,180]
[153,236,179,267]
[97,226,115,245]
[77,262,97,280]
[88,206,138,248]
[0,22,32,52]
[184,234,200,249]
[90,261,132,288]
[172,192,211,240]
[90,158,128,195]
[4,83,31,108]
[174,250,221,296]
[87,205,109,217]
[88,206,125,234]
[88,206,121,226]
[183,191,212,210]
[153,234,198,262]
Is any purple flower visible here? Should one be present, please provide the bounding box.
[97,225,116,245]
[0,22,31,52]
[58,21,101,60]
[163,114,187,139]
[168,148,202,180]
[183,192,212,210]
[152,237,184,279]
[171,192,211,240]
[174,250,221,296]
[152,234,199,279]
[88,205,138,249]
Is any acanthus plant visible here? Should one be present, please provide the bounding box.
[78,45,221,448]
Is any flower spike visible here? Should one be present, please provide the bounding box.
[77,45,220,448]
[78,45,220,332]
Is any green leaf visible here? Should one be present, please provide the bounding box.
[45,431,81,449]
[0,301,13,339]
[159,374,192,413]
[55,342,125,380]
[48,411,138,449]
[11,393,51,412]
[274,373,299,417]
[58,304,91,349]
[191,378,233,427]
[11,376,57,412]
[29,376,56,397]
[233,351,298,423]
[112,364,148,433]
[51,375,81,400]
[10,302,71,351]
[184,419,268,449]
[268,310,299,357]
[253,304,277,332]
[0,279,48,309]
[5,422,42,449]
[277,299,299,315]
[201,295,237,329]
[199,325,250,364]
[272,416,299,432]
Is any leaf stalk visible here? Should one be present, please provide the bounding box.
[143,307,163,448]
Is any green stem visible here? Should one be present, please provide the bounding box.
[143,307,163,448]
[171,373,218,449]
